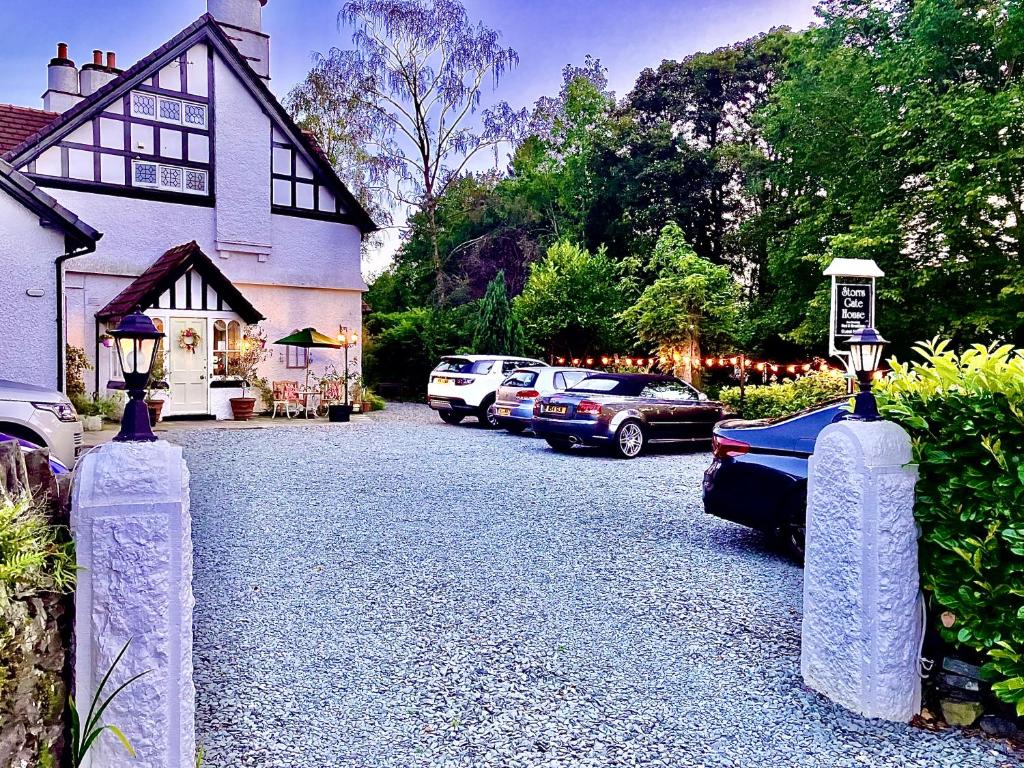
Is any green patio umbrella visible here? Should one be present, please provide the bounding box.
[273,328,341,413]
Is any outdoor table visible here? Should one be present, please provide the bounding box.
[297,389,320,418]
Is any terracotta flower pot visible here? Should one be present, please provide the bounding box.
[362,400,373,413]
[145,399,165,426]
[230,397,257,421]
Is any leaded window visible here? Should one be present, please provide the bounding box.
[160,166,182,189]
[133,161,158,186]
[131,92,157,118]
[184,103,207,128]
[158,98,182,122]
[185,169,208,194]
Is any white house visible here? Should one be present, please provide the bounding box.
[0,0,375,418]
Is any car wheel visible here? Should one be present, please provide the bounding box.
[478,397,499,429]
[545,437,573,453]
[778,490,807,565]
[612,420,646,459]
[504,422,527,435]
[438,411,464,425]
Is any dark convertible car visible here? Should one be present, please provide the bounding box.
[702,399,847,562]
[532,373,725,458]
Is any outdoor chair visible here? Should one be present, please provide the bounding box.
[271,380,300,418]
[316,379,345,418]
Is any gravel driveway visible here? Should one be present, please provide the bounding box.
[183,403,1019,768]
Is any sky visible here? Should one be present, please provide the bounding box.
[0,0,821,272]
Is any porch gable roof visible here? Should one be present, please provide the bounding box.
[96,240,264,324]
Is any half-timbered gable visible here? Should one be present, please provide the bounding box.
[0,0,374,419]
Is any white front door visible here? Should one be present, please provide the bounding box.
[169,318,209,414]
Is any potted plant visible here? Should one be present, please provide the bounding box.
[229,324,271,421]
[316,367,352,422]
[349,376,364,414]
[145,351,170,426]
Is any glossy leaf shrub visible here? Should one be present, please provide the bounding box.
[876,340,1024,715]
[719,371,848,420]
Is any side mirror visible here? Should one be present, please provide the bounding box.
[698,392,709,401]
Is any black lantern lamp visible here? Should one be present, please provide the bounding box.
[844,326,889,421]
[110,312,164,442]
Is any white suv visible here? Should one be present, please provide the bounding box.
[0,379,83,467]
[428,355,547,427]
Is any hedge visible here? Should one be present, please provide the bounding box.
[876,340,1024,715]
[718,371,848,420]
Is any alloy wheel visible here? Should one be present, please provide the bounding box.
[617,422,644,458]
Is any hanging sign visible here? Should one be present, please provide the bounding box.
[833,279,873,339]
[824,258,884,362]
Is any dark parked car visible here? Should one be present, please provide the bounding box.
[0,432,70,475]
[701,399,847,562]
[532,373,725,458]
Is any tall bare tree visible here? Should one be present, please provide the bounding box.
[288,0,526,301]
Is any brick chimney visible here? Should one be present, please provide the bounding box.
[42,43,82,113]
[208,0,270,80]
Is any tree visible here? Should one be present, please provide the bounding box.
[513,240,627,358]
[756,0,1024,353]
[290,0,527,301]
[588,31,790,271]
[471,271,523,354]
[619,223,741,386]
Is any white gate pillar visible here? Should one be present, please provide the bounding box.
[801,420,922,722]
[71,441,195,767]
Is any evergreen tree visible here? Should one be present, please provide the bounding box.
[472,271,524,355]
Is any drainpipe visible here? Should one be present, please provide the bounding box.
[55,239,98,393]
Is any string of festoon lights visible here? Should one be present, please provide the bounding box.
[551,353,845,378]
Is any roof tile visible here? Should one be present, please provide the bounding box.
[0,105,59,156]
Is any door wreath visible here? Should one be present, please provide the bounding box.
[178,327,201,354]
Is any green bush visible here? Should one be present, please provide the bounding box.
[70,394,99,417]
[70,394,122,421]
[719,371,848,420]
[876,340,1024,715]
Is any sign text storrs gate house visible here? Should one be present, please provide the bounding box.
[834,281,873,339]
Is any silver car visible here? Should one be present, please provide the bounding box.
[492,367,593,434]
[0,380,83,467]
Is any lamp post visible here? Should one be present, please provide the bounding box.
[338,328,360,407]
[842,326,889,422]
[110,312,165,442]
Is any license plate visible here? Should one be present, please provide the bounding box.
[434,377,452,385]
[543,405,568,415]
[496,407,511,417]
[430,399,452,409]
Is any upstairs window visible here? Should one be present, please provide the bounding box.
[130,90,207,129]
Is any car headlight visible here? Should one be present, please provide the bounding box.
[32,401,78,422]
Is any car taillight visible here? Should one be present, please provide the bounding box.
[454,378,473,386]
[712,434,750,458]
[516,389,540,399]
[576,400,602,416]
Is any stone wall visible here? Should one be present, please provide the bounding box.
[0,443,74,767]
[0,588,71,768]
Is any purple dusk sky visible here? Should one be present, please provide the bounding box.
[0,0,820,269]
[1,0,819,114]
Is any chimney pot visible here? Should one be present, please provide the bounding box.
[57,42,69,60]
[92,49,102,66]
[106,51,116,70]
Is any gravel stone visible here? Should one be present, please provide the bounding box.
[181,403,1022,768]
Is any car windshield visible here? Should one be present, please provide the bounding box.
[568,376,645,396]
[434,358,494,375]
[766,396,850,425]
[639,379,699,400]
[502,370,538,388]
